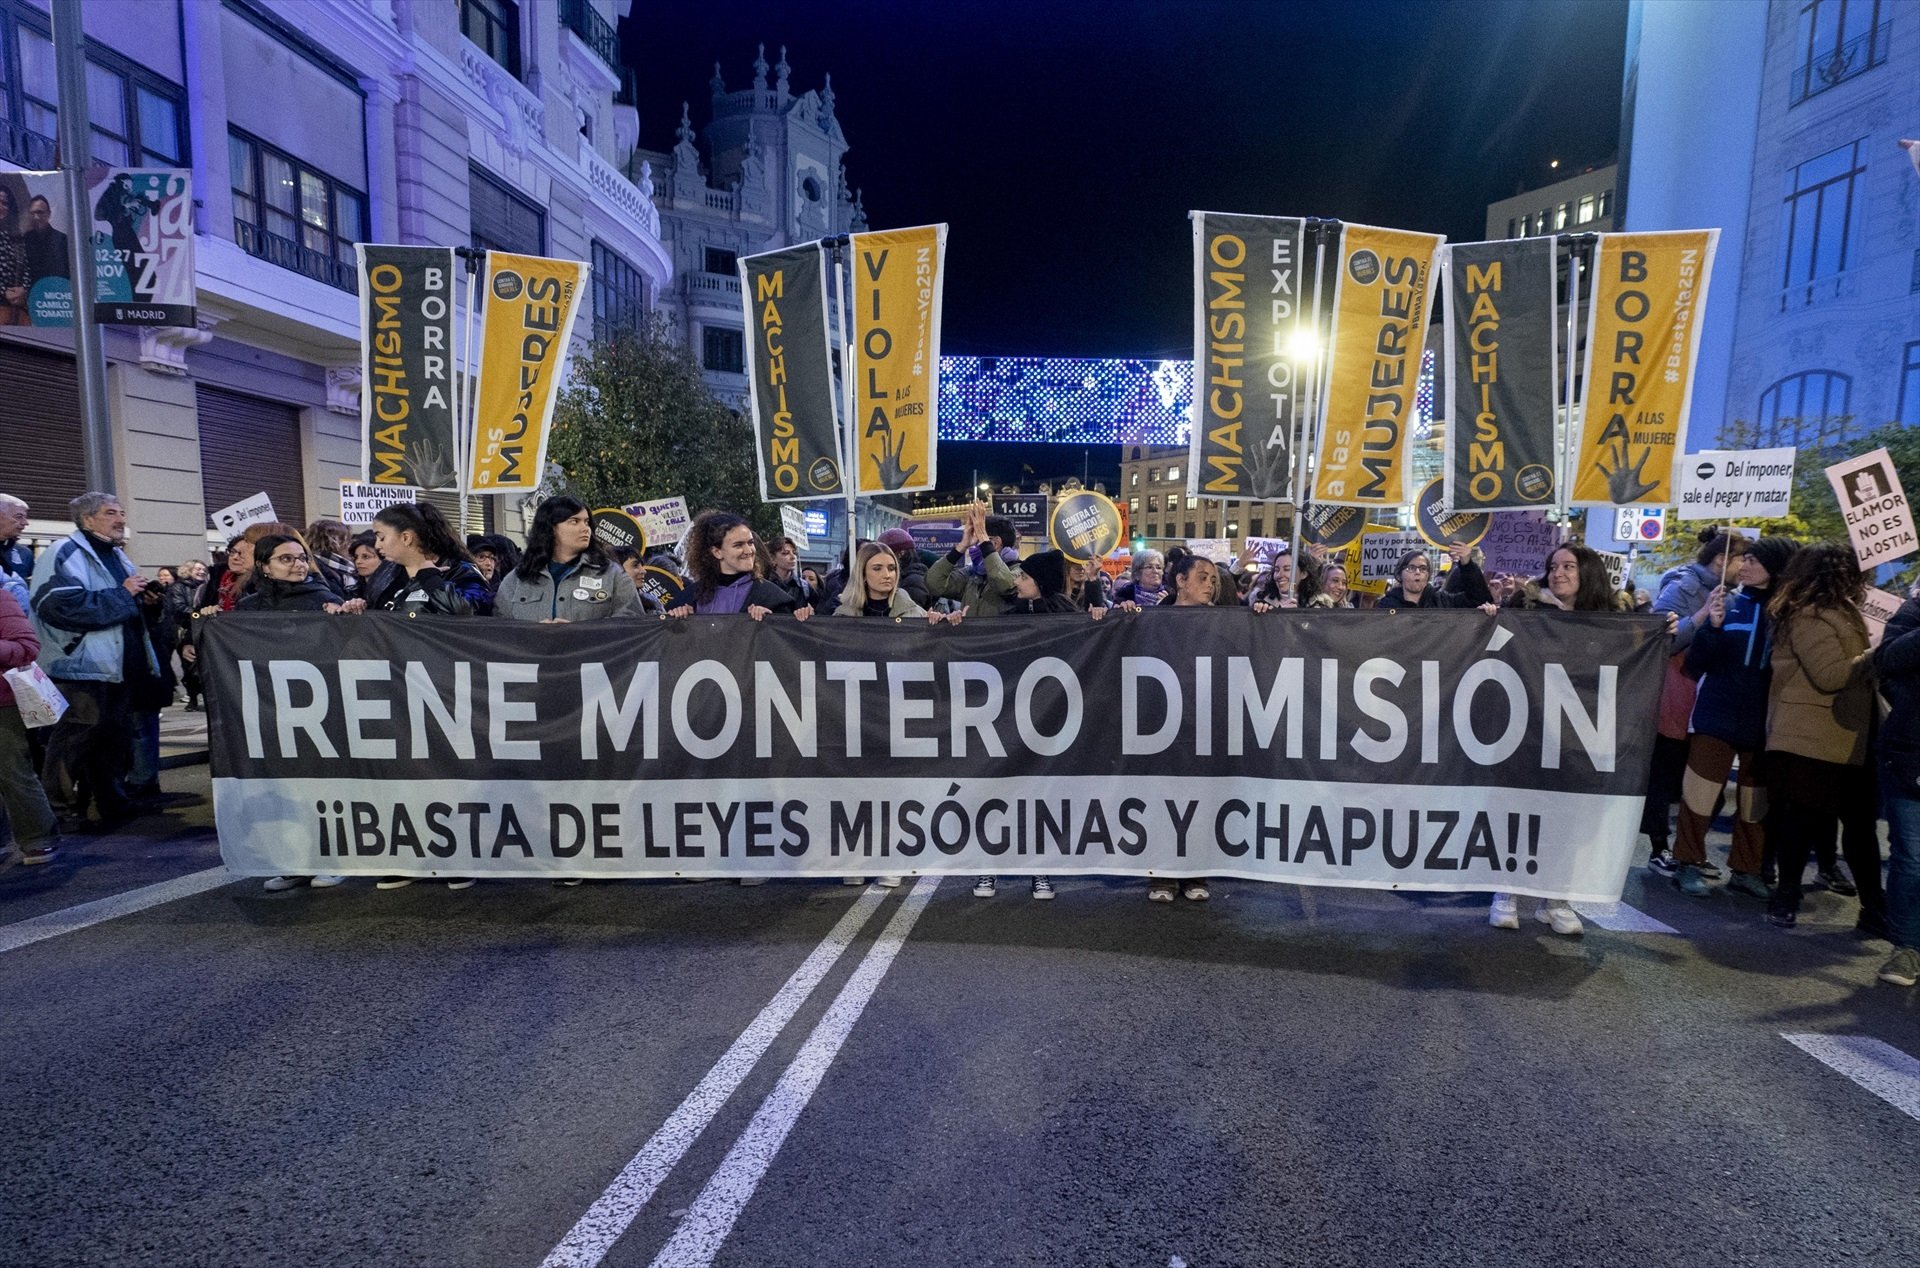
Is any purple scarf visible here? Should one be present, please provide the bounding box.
[698,572,754,615]
[967,545,1019,578]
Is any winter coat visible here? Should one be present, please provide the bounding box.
[1876,597,1920,796]
[1767,605,1874,766]
[1684,587,1774,751]
[767,571,820,613]
[0,586,39,707]
[1654,561,1721,653]
[925,547,1019,617]
[1502,580,1635,613]
[1381,559,1491,610]
[27,530,158,683]
[495,557,644,622]
[833,589,925,619]
[368,559,493,616]
[234,575,341,612]
[0,539,31,608]
[1007,593,1079,615]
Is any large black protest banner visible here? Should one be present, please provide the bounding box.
[203,610,1665,901]
[1189,212,1306,502]
[357,245,458,489]
[1442,238,1559,510]
[740,243,844,501]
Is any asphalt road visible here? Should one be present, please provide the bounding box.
[2,764,1916,1268]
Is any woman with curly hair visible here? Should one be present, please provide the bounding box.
[667,511,807,622]
[1762,543,1886,933]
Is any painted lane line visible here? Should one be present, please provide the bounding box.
[541,886,891,1268]
[0,867,233,955]
[648,876,941,1268]
[1782,1033,1920,1122]
[1571,901,1678,934]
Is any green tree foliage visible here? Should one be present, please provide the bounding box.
[547,317,781,541]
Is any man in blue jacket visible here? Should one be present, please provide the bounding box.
[28,492,158,826]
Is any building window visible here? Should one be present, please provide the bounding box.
[1779,139,1865,307]
[703,327,744,374]
[1791,0,1889,106]
[1167,494,1182,513]
[591,240,648,343]
[1166,464,1181,482]
[229,129,364,292]
[1130,470,1139,487]
[1577,195,1595,224]
[470,166,544,256]
[1128,497,1139,517]
[1183,520,1196,538]
[0,6,185,169]
[1757,371,1853,447]
[1899,341,1920,426]
[1554,203,1570,231]
[703,246,738,276]
[1250,516,1264,536]
[1147,494,1160,513]
[460,0,520,79]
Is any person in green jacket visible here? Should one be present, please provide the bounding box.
[924,501,1019,617]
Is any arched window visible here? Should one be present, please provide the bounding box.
[1757,371,1852,446]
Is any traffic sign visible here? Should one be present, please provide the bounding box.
[1614,507,1665,543]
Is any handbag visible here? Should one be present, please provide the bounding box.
[4,662,69,728]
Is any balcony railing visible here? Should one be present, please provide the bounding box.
[1,121,57,171]
[559,0,620,72]
[1789,21,1891,106]
[1776,265,1859,312]
[234,220,358,294]
[684,271,742,302]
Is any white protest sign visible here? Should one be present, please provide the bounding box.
[209,492,276,535]
[1185,538,1233,564]
[1826,448,1916,568]
[1595,549,1631,595]
[1674,447,1796,519]
[338,481,419,526]
[780,505,810,549]
[1356,528,1425,594]
[1861,586,1903,648]
[1477,511,1562,577]
[623,496,693,547]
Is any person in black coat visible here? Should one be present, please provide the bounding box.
[1379,542,1494,610]
[876,528,932,609]
[234,534,349,612]
[667,511,805,621]
[1875,595,1920,984]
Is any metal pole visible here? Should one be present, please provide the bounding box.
[52,0,115,494]
[1289,219,1331,569]
[458,251,480,534]
[1559,236,1584,523]
[829,237,858,581]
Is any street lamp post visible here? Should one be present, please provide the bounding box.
[52,0,116,495]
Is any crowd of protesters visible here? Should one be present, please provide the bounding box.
[0,490,1914,988]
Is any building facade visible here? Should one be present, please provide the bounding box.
[1117,444,1287,550]
[1620,0,1920,449]
[1484,163,1618,242]
[0,0,668,569]
[630,44,867,405]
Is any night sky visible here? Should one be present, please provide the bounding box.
[623,0,1628,361]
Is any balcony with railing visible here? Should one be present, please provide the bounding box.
[1,121,56,171]
[683,271,742,306]
[559,0,620,72]
[1776,265,1860,312]
[1789,21,1892,106]
[234,220,358,294]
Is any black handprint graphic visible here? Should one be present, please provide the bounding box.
[1595,433,1659,504]
[869,422,920,490]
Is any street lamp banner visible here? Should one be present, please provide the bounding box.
[355,245,457,489]
[1570,229,1719,507]
[0,167,196,327]
[200,607,1663,901]
[850,223,946,496]
[1440,237,1559,510]
[470,251,588,494]
[1187,212,1306,502]
[739,243,844,502]
[1312,223,1445,508]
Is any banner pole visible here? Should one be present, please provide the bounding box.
[1290,219,1332,569]
[458,251,480,533]
[1558,236,1583,523]
[830,236,858,585]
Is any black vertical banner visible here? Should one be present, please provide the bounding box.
[357,245,458,489]
[1442,238,1559,510]
[1189,212,1305,502]
[740,243,845,502]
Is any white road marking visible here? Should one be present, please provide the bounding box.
[647,876,941,1268]
[1782,1033,1920,1122]
[1571,901,1678,934]
[0,867,233,955]
[541,886,892,1268]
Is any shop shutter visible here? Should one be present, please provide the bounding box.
[194,385,306,530]
[0,342,86,512]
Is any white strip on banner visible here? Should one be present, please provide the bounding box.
[214,775,1641,903]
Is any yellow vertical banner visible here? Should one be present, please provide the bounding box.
[1571,229,1718,506]
[469,251,588,493]
[850,224,945,495]
[1311,224,1444,508]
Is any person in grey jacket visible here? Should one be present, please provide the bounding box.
[494,496,643,623]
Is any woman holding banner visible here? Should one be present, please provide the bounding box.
[1304,562,1353,609]
[1249,551,1296,609]
[1379,543,1494,611]
[1761,544,1887,935]
[366,504,492,617]
[1490,544,1628,936]
[1668,537,1798,899]
[495,497,643,623]
[1140,552,1224,902]
[667,512,808,622]
[1112,550,1168,607]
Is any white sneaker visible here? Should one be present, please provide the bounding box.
[972,876,996,898]
[1536,899,1583,936]
[1488,893,1519,929]
[446,878,476,890]
[1030,876,1055,900]
[1148,881,1176,903]
[843,877,867,886]
[876,875,903,888]
[308,874,345,888]
[262,876,301,892]
[1182,882,1210,902]
[375,877,414,890]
